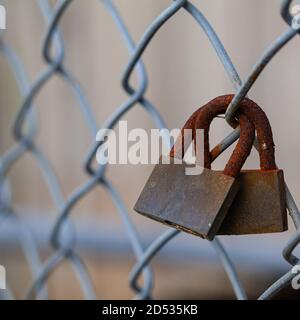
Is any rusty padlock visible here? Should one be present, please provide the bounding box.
[212,95,288,235]
[134,100,255,241]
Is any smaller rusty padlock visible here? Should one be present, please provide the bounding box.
[134,100,255,240]
[213,95,287,235]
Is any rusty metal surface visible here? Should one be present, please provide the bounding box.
[135,98,257,240]
[218,170,287,235]
[151,95,287,237]
[170,100,255,178]
[174,95,276,173]
[175,94,287,235]
[134,156,239,241]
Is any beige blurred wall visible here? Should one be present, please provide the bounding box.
[0,0,299,228]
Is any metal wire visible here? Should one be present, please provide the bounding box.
[0,0,299,300]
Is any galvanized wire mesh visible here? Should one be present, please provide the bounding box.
[0,0,300,300]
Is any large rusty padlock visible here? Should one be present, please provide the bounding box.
[213,95,287,235]
[134,99,255,240]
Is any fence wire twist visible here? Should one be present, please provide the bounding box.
[0,0,299,300]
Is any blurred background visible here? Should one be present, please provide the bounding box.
[0,0,300,299]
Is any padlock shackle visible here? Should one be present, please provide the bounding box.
[170,95,276,177]
[194,95,277,172]
[170,100,255,178]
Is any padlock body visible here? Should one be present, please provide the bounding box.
[134,156,239,240]
[218,169,287,235]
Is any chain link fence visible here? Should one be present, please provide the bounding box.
[0,0,300,300]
